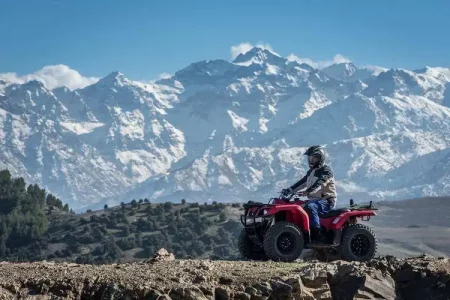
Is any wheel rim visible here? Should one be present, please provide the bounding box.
[350,234,371,257]
[276,232,296,255]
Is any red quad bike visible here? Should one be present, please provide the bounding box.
[238,192,378,262]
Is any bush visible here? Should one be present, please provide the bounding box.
[116,238,136,251]
[219,212,227,222]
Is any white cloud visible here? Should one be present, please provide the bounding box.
[0,65,99,90]
[157,72,172,80]
[231,43,254,60]
[333,54,351,64]
[287,53,352,69]
[230,42,279,60]
[145,72,173,84]
[363,65,388,75]
[286,54,316,67]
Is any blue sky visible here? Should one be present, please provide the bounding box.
[1,0,449,81]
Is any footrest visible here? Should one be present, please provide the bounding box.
[307,243,333,249]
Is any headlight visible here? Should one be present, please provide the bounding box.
[263,209,269,215]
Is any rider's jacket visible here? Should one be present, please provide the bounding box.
[289,164,337,206]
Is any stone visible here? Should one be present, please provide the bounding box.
[193,275,207,284]
[219,277,234,285]
[169,287,209,300]
[285,278,315,300]
[145,248,175,263]
[298,264,334,300]
[269,280,293,299]
[252,282,272,296]
[330,265,396,300]
[233,292,251,300]
[244,287,260,296]
[215,286,230,300]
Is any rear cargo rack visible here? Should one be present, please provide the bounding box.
[348,199,378,211]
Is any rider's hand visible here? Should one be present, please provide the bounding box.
[298,190,309,196]
[281,188,292,196]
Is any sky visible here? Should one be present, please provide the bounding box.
[1,0,449,85]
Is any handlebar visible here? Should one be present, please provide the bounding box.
[277,191,307,201]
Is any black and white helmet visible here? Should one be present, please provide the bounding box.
[303,145,326,168]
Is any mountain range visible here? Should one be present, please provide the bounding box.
[1,47,450,210]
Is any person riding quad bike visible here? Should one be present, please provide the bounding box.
[281,145,337,245]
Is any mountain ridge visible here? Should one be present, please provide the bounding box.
[0,46,449,209]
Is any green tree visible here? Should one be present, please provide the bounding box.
[163,202,173,211]
[104,204,108,210]
[122,226,130,237]
[219,212,227,222]
[0,237,6,257]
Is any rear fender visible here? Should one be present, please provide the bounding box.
[266,205,310,231]
[328,210,376,230]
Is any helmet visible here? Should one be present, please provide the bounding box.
[303,145,326,168]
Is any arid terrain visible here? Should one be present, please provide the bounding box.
[368,197,450,258]
[0,250,448,299]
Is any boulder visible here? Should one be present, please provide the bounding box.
[169,287,209,300]
[329,264,396,300]
[145,248,175,263]
[215,286,230,300]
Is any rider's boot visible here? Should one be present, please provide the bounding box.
[310,228,327,245]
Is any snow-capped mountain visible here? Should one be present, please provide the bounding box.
[321,62,386,83]
[1,46,450,209]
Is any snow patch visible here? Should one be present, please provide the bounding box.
[227,110,249,132]
[60,121,105,135]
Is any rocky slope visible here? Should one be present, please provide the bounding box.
[1,47,450,209]
[0,251,448,299]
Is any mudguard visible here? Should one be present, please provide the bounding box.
[265,204,310,231]
[321,210,377,230]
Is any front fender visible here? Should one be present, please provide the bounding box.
[266,204,310,231]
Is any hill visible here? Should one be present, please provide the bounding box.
[0,168,448,262]
[41,200,243,264]
[3,190,449,264]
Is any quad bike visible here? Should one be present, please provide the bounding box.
[238,191,378,262]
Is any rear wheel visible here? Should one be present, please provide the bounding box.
[263,221,304,262]
[238,228,269,261]
[339,224,377,262]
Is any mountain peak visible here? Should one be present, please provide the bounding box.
[232,47,283,66]
[414,66,450,81]
[21,79,46,89]
[106,71,125,80]
[96,71,127,87]
[323,62,357,75]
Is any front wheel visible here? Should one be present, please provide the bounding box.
[238,228,269,261]
[263,221,304,262]
[339,224,377,262]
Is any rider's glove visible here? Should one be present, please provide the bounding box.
[298,190,309,197]
[281,188,292,196]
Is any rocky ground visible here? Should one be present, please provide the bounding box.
[0,249,448,300]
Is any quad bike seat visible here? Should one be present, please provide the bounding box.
[320,208,351,218]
